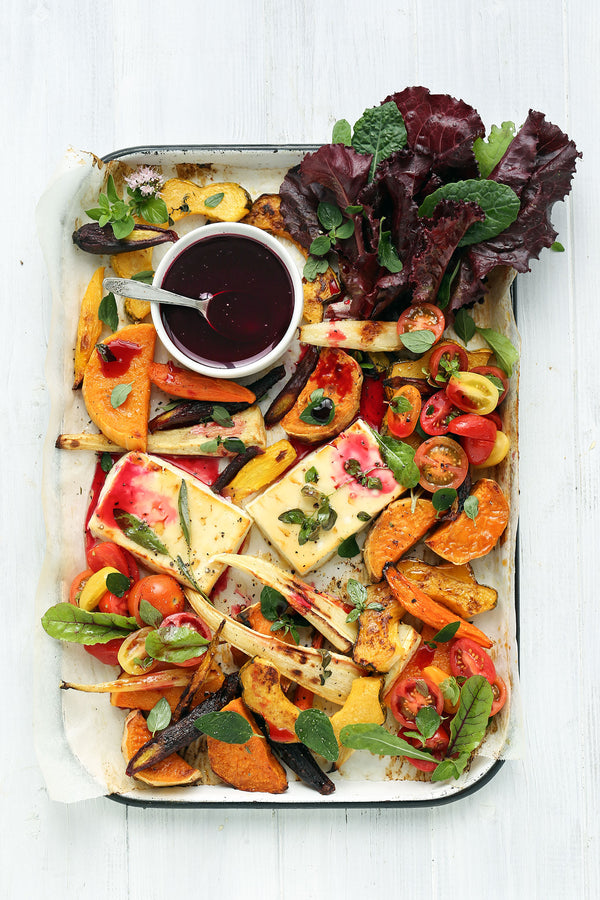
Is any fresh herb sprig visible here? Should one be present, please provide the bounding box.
[344,579,384,623]
[86,170,168,240]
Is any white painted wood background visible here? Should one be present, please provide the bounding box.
[2,0,597,897]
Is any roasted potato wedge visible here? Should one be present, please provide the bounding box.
[397,558,498,618]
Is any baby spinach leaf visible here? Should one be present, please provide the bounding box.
[352,101,407,180]
[195,710,253,743]
[295,708,339,762]
[41,603,138,644]
[418,179,520,246]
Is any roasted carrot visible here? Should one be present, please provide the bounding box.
[149,361,255,403]
[384,566,493,649]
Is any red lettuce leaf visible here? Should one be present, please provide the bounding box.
[301,144,372,214]
[385,87,485,178]
[279,165,329,250]
[410,200,485,304]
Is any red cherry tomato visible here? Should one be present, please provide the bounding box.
[461,435,497,466]
[87,541,139,581]
[405,756,438,773]
[160,612,212,668]
[386,385,422,439]
[69,569,94,605]
[419,390,457,436]
[485,411,503,431]
[448,414,497,443]
[490,676,507,715]
[127,575,186,625]
[414,436,469,492]
[98,592,129,616]
[390,676,444,730]
[401,724,450,772]
[450,638,497,684]
[429,342,469,384]
[84,639,123,666]
[470,366,509,404]
[397,303,445,344]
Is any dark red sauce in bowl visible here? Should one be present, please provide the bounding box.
[159,234,295,370]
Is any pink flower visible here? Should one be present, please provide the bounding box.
[124,165,165,196]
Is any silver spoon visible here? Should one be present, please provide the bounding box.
[103,276,259,341]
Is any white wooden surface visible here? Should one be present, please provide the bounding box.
[2,1,597,897]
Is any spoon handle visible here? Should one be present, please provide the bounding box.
[102,277,208,311]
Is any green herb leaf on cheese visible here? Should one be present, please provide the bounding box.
[178,480,191,547]
[113,509,169,555]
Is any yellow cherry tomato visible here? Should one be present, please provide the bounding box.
[78,566,120,611]
[117,627,158,675]
[474,431,510,468]
[446,371,499,416]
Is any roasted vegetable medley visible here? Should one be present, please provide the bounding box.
[42,88,579,795]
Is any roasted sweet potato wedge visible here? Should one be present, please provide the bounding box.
[397,558,498,618]
[425,478,509,564]
[206,698,288,793]
[281,348,363,443]
[363,498,438,582]
[161,179,252,223]
[122,710,201,786]
[73,266,105,389]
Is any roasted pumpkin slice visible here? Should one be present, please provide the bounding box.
[425,478,509,564]
[330,676,385,768]
[82,323,156,451]
[281,348,363,443]
[363,498,438,582]
[161,178,252,222]
[110,247,154,322]
[73,266,105,389]
[240,658,300,742]
[242,193,306,251]
[302,266,340,324]
[397,558,497,618]
[206,698,288,794]
[122,710,201,786]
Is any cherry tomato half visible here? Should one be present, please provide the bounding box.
[397,303,445,344]
[448,414,497,443]
[84,638,123,666]
[98,592,129,616]
[386,385,422,439]
[127,575,186,626]
[419,390,457,437]
[429,342,469,384]
[470,366,509,404]
[490,676,507,715]
[414,436,469,492]
[401,724,450,772]
[390,676,444,730]
[160,612,212,668]
[450,638,496,684]
[446,371,499,416]
[472,430,510,468]
[69,569,94,605]
[87,541,139,581]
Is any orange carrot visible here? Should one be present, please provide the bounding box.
[384,566,493,649]
[149,361,255,403]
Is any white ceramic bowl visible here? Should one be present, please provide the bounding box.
[151,222,304,379]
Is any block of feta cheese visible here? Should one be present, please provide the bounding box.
[88,451,252,593]
[246,419,405,574]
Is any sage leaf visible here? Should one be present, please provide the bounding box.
[204,192,225,208]
[295,708,339,762]
[98,293,119,332]
[110,383,132,408]
[146,697,171,735]
[178,480,191,547]
[41,603,138,644]
[195,710,254,743]
[113,509,169,555]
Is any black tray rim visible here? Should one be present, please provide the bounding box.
[96,144,519,810]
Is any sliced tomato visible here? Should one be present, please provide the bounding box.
[429,342,469,384]
[386,385,422,438]
[69,569,94,605]
[446,371,499,415]
[87,541,139,581]
[470,366,509,404]
[419,390,457,436]
[414,436,469,492]
[98,592,129,616]
[397,303,445,344]
[84,638,123,666]
[160,612,212,667]
[450,638,496,684]
[490,676,507,715]
[448,414,497,442]
[390,676,444,730]
[127,575,186,625]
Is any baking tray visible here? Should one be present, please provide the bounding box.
[35,145,521,806]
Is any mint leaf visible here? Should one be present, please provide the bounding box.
[418,179,521,246]
[260,585,287,621]
[390,395,413,416]
[195,710,253,743]
[310,234,332,257]
[223,437,246,453]
[111,216,136,240]
[332,119,352,145]
[463,496,479,521]
[453,309,476,344]
[110,383,132,408]
[295,708,339,762]
[399,329,436,354]
[304,466,319,483]
[473,121,516,178]
[317,202,343,231]
[41,603,138,644]
[98,293,119,332]
[334,219,355,241]
[352,101,407,180]
[146,696,171,735]
[475,326,519,377]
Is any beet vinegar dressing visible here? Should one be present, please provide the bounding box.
[98,340,141,377]
[160,235,294,369]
